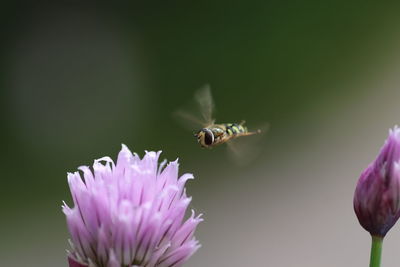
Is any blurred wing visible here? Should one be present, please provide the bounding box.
[173,84,215,131]
[172,109,206,131]
[194,84,215,125]
[226,122,270,166]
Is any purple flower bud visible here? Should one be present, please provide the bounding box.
[63,145,202,267]
[354,127,400,237]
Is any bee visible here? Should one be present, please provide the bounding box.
[175,85,265,149]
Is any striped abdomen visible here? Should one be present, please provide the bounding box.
[224,123,247,136]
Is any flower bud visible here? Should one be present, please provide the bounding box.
[354,127,400,237]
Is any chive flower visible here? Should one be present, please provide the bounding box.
[354,126,400,267]
[354,127,400,237]
[63,145,202,267]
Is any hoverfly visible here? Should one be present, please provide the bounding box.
[174,85,267,152]
[195,120,261,148]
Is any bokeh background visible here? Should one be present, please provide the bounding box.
[2,2,400,266]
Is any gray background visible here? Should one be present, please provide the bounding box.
[2,2,400,266]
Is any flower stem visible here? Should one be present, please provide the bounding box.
[369,235,383,267]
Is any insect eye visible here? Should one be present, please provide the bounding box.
[204,129,214,145]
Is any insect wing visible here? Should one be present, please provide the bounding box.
[173,84,216,130]
[194,84,215,125]
[172,109,207,130]
[226,122,270,165]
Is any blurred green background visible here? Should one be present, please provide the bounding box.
[2,1,400,266]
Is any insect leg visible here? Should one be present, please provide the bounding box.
[240,131,260,136]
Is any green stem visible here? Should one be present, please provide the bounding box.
[370,235,383,267]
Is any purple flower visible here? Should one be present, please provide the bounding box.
[354,126,400,237]
[63,145,202,267]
